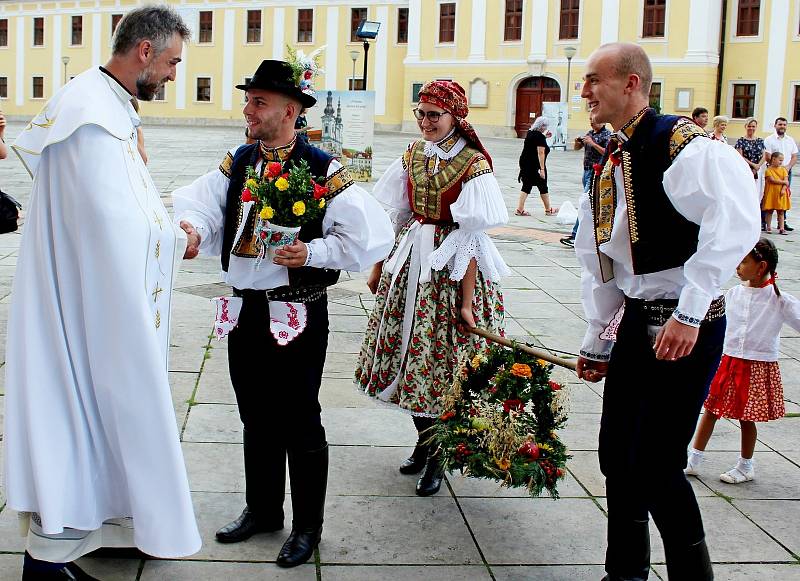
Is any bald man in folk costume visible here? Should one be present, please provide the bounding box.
[575,43,759,580]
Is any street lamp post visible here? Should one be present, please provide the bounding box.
[563,46,576,119]
[355,20,381,91]
[61,55,71,85]
[349,50,359,91]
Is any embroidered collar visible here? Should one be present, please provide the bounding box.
[423,130,465,161]
[259,136,296,162]
[615,107,649,144]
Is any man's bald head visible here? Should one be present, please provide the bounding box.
[595,42,653,98]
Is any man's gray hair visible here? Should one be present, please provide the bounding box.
[531,116,549,132]
[112,5,190,56]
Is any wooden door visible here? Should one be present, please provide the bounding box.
[515,77,562,137]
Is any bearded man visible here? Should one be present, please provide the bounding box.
[7,6,201,579]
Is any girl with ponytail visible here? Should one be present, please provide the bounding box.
[686,238,797,483]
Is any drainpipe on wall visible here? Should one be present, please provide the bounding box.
[714,0,728,116]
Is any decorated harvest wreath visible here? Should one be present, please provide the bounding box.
[432,344,570,498]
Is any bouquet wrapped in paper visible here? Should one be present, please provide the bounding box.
[433,344,570,498]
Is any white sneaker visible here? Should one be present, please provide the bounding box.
[684,451,704,476]
[719,467,755,484]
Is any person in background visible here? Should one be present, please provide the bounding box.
[692,107,709,131]
[516,116,555,216]
[709,115,729,143]
[0,109,8,160]
[762,153,791,234]
[561,120,611,247]
[734,117,766,180]
[765,117,798,231]
[686,239,797,485]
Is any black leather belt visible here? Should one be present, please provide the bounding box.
[626,295,725,327]
[233,285,327,304]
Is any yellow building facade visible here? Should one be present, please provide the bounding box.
[0,0,798,138]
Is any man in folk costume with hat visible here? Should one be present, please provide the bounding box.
[5,6,201,579]
[574,43,759,580]
[173,56,393,567]
[355,80,509,496]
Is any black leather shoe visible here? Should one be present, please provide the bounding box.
[399,444,429,474]
[215,507,283,543]
[415,450,444,496]
[784,224,794,231]
[277,527,322,568]
[23,556,100,581]
[276,444,329,568]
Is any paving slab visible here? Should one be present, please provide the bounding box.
[140,559,316,580]
[733,499,800,558]
[322,565,493,580]
[653,563,800,580]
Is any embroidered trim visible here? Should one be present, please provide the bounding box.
[219,151,234,178]
[580,349,611,362]
[669,118,709,162]
[462,156,492,183]
[259,136,296,162]
[232,203,260,257]
[621,150,638,244]
[434,130,460,154]
[408,140,480,221]
[303,241,313,266]
[615,107,649,143]
[324,166,354,200]
[673,309,702,327]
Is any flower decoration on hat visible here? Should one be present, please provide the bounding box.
[286,45,326,98]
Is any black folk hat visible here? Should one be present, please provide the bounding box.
[236,59,317,108]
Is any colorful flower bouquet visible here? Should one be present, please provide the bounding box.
[432,344,570,498]
[241,159,328,261]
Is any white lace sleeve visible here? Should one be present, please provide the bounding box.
[372,157,412,235]
[428,172,510,282]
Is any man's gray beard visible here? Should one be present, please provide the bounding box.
[135,68,161,102]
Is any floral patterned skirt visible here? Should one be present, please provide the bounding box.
[355,222,505,416]
[704,355,785,421]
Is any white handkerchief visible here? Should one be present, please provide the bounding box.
[212,296,243,340]
[269,301,307,346]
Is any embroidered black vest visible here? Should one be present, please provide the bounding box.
[220,138,341,291]
[591,111,707,277]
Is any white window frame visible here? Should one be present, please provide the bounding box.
[553,0,582,46]
[31,74,45,100]
[69,14,83,47]
[794,0,800,42]
[788,81,800,125]
[244,8,263,46]
[197,10,214,46]
[32,16,45,48]
[194,75,213,103]
[500,0,525,46]
[727,80,760,119]
[435,0,457,46]
[729,0,765,43]
[637,0,670,43]
[0,76,9,100]
[109,13,124,47]
[296,7,314,45]
[0,18,9,50]
[395,6,409,46]
[348,7,368,45]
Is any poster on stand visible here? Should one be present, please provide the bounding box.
[542,102,569,150]
[304,90,375,181]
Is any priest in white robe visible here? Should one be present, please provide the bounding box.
[5,7,201,578]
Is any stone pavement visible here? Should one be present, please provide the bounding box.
[1,122,800,581]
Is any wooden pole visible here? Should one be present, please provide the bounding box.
[468,327,577,372]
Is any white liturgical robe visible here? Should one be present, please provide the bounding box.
[5,67,201,559]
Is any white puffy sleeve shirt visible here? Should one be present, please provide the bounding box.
[172,152,394,289]
[723,284,800,361]
[576,137,761,361]
[374,140,510,283]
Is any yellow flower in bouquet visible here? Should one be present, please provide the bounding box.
[245,178,259,191]
[494,457,511,470]
[318,199,326,209]
[260,206,274,220]
[537,359,549,368]
[275,177,289,191]
[292,201,306,216]
[510,363,532,378]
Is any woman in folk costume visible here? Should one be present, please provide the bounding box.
[355,80,509,496]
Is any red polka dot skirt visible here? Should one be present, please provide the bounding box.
[704,355,785,422]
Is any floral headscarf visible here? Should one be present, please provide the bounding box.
[418,80,493,168]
